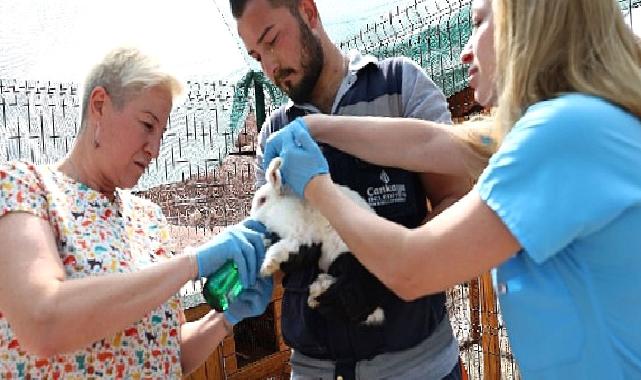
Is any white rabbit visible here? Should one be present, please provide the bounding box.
[250,157,384,325]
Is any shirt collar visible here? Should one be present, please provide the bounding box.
[290,50,378,113]
[346,49,377,73]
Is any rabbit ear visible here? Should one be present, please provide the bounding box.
[271,157,282,171]
[266,158,283,192]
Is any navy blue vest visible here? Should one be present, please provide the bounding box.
[270,60,447,361]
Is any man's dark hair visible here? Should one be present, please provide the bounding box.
[230,0,299,18]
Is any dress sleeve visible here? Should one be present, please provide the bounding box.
[0,161,49,221]
[476,95,641,263]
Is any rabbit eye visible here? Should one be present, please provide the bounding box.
[257,196,267,206]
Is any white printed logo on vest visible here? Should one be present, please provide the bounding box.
[366,170,407,207]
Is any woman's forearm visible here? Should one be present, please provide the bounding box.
[305,114,492,179]
[304,175,517,300]
[0,213,199,356]
[180,310,231,375]
[35,254,197,356]
[304,176,419,295]
[49,255,195,352]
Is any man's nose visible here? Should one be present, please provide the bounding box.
[263,60,278,81]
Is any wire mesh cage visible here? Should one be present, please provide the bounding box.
[234,305,279,369]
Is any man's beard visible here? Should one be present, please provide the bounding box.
[274,19,324,104]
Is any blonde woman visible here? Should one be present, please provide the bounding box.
[261,0,641,378]
[0,47,272,378]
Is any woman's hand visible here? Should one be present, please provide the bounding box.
[262,118,329,198]
[224,275,273,325]
[192,220,267,286]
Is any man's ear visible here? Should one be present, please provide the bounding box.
[89,86,108,120]
[298,0,321,29]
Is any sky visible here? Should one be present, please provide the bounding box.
[1,1,639,83]
[0,0,248,81]
[0,0,419,82]
[624,4,641,35]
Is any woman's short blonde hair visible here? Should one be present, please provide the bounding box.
[80,47,183,129]
[492,0,641,141]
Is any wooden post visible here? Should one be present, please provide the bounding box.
[272,272,289,352]
[183,304,225,380]
[203,349,224,380]
[480,272,501,380]
[222,335,238,375]
[469,278,481,344]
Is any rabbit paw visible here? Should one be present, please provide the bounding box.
[362,307,385,326]
[260,239,299,277]
[260,255,281,277]
[308,273,336,308]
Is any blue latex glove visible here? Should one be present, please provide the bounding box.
[193,219,267,287]
[224,275,274,325]
[262,118,329,198]
[241,218,267,236]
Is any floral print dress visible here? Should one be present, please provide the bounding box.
[0,162,183,379]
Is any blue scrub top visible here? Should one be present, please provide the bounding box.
[476,93,641,379]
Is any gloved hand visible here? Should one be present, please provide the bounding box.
[242,219,267,236]
[193,219,267,287]
[262,118,329,198]
[224,275,274,325]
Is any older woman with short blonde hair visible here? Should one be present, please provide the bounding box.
[0,47,271,378]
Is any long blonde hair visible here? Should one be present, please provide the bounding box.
[454,113,498,179]
[492,0,641,141]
